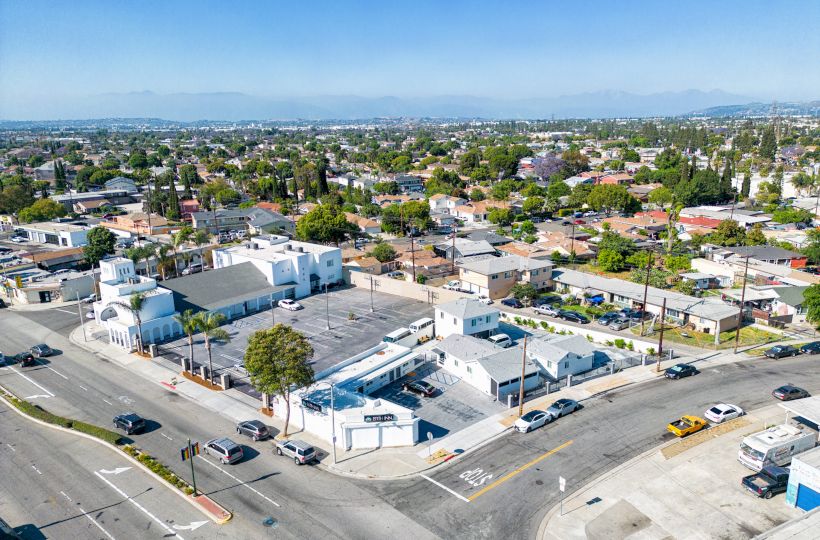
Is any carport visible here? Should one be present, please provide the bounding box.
[779,397,820,511]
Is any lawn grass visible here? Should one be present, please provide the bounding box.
[633,323,781,350]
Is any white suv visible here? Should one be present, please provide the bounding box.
[278,299,302,311]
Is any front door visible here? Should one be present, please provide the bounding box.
[38,291,52,303]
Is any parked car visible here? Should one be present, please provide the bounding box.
[573,219,586,225]
[113,413,146,435]
[596,312,621,326]
[799,341,820,354]
[83,293,97,304]
[477,295,493,305]
[547,398,580,418]
[14,352,35,367]
[402,380,436,397]
[275,439,316,465]
[487,333,512,348]
[558,310,589,324]
[386,271,405,279]
[533,304,560,317]
[30,344,55,358]
[501,297,524,309]
[181,264,203,275]
[704,403,744,423]
[742,466,790,499]
[772,385,809,401]
[667,415,707,437]
[514,410,552,433]
[204,437,244,464]
[235,420,271,441]
[665,363,697,379]
[764,345,800,359]
[0,298,6,309]
[10,236,27,243]
[278,299,302,311]
[608,318,631,331]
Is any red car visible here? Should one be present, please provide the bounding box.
[573,219,586,225]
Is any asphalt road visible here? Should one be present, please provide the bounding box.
[0,309,439,540]
[0,398,212,540]
[7,305,820,539]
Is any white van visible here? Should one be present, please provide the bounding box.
[738,423,817,470]
[383,328,412,344]
[488,333,512,348]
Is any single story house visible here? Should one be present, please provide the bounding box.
[527,334,595,380]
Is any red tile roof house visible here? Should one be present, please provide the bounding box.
[677,215,723,231]
[597,173,634,185]
[179,199,200,221]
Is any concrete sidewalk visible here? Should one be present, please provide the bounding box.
[538,404,803,540]
[69,321,753,481]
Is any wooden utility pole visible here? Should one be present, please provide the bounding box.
[656,297,667,372]
[517,336,528,417]
[640,250,653,336]
[410,232,416,283]
[451,227,457,274]
[733,255,751,353]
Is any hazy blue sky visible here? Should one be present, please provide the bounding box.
[1,0,818,104]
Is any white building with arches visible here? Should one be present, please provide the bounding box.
[94,258,181,351]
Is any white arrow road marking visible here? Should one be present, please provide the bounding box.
[173,521,208,531]
[9,366,54,397]
[99,467,131,475]
[78,505,116,540]
[196,455,280,507]
[93,471,184,539]
[24,394,52,400]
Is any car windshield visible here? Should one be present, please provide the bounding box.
[740,443,765,461]
[708,407,722,415]
[669,366,682,372]
[521,411,541,421]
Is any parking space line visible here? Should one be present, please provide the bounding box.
[94,471,183,539]
[35,359,69,380]
[53,308,76,315]
[196,455,280,507]
[420,474,470,503]
[78,505,117,540]
[467,440,573,501]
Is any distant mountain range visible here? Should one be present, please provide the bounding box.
[687,101,820,117]
[1,89,777,122]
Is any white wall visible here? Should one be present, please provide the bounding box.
[434,308,499,338]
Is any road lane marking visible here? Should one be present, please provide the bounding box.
[35,359,69,380]
[31,465,42,475]
[467,440,574,502]
[78,385,88,391]
[94,471,184,539]
[53,308,75,315]
[6,444,15,452]
[420,474,470,503]
[60,491,71,501]
[9,366,54,397]
[102,399,113,405]
[196,455,280,507]
[78,505,117,540]
[219,353,242,362]
[161,433,173,441]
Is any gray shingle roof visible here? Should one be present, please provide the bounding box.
[433,334,497,361]
[435,298,498,320]
[478,347,539,383]
[725,245,802,260]
[161,262,294,313]
[528,334,596,360]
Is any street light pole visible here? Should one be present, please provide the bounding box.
[270,292,275,327]
[517,336,528,417]
[325,283,330,330]
[733,255,751,354]
[330,383,337,465]
[369,275,374,313]
[656,297,667,372]
[76,291,87,342]
[640,250,653,336]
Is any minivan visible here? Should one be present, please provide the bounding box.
[204,437,244,465]
[408,318,434,333]
[488,334,512,348]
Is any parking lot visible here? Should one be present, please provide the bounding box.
[370,363,505,441]
[157,286,435,395]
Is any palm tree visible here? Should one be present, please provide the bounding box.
[174,309,199,371]
[107,292,146,354]
[155,244,174,281]
[174,226,193,274]
[194,311,230,384]
[192,230,211,271]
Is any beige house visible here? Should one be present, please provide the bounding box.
[458,255,554,299]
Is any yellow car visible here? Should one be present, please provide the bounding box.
[667,415,707,437]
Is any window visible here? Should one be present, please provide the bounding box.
[454,359,459,367]
[486,316,490,323]
[491,274,498,280]
[453,318,457,324]
[467,366,472,374]
[471,319,477,327]
[532,269,539,276]
[504,272,511,278]
[440,311,443,318]
[326,260,334,267]
[564,362,569,369]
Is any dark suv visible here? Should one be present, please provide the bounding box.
[402,380,436,397]
[501,298,524,309]
[113,413,146,435]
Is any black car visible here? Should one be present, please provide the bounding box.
[799,341,820,355]
[764,345,800,359]
[772,385,810,401]
[597,312,621,326]
[30,344,55,358]
[559,310,590,324]
[742,466,790,499]
[236,420,271,441]
[113,413,146,435]
[402,380,436,397]
[501,298,524,309]
[14,352,36,367]
[665,363,697,379]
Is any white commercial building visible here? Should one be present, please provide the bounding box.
[434,298,499,339]
[213,235,342,299]
[273,342,421,450]
[94,258,181,350]
[18,221,89,247]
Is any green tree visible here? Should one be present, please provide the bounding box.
[648,186,673,207]
[244,325,315,437]
[17,198,67,222]
[522,196,544,215]
[128,150,149,169]
[803,229,820,265]
[488,208,514,227]
[107,292,146,353]
[296,204,358,244]
[194,311,231,384]
[373,181,399,195]
[83,226,116,267]
[166,174,181,220]
[174,309,200,373]
[772,207,813,224]
[709,219,746,247]
[664,255,691,272]
[598,231,636,256]
[741,173,751,198]
[745,223,767,246]
[759,126,777,161]
[790,172,814,196]
[597,249,625,272]
[469,188,486,201]
[547,180,571,200]
[587,184,641,214]
[802,283,820,329]
[371,242,397,263]
[510,283,538,305]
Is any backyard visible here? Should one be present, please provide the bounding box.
[633,323,782,350]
